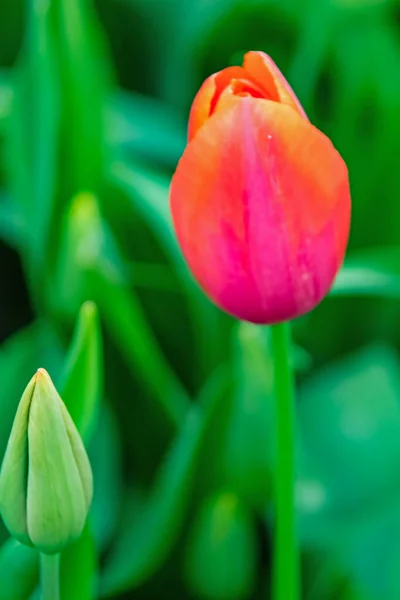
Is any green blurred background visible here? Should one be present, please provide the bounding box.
[1,0,400,598]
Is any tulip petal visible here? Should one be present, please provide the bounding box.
[188,74,218,142]
[0,377,34,547]
[243,52,308,120]
[27,369,87,553]
[188,66,277,141]
[170,97,350,324]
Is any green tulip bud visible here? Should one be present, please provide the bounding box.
[0,369,93,554]
[185,491,257,600]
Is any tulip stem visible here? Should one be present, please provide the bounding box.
[270,322,299,600]
[40,552,60,600]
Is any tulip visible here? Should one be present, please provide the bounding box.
[0,369,93,554]
[170,51,351,323]
[185,491,256,599]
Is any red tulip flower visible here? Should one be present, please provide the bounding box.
[170,51,351,324]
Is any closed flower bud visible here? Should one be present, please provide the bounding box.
[185,491,257,599]
[0,369,93,554]
[170,51,351,324]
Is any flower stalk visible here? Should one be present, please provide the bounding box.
[271,322,299,600]
[40,552,60,600]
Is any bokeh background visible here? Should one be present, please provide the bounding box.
[1,0,400,598]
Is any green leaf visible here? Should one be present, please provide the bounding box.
[88,403,122,552]
[55,0,112,192]
[90,268,189,426]
[0,69,12,136]
[109,90,185,168]
[0,321,63,464]
[299,344,400,511]
[332,265,400,298]
[156,0,239,106]
[0,539,38,600]
[110,161,180,266]
[100,366,232,597]
[330,20,400,249]
[331,248,400,299]
[111,160,230,376]
[303,553,362,600]
[60,301,103,441]
[51,191,112,318]
[0,193,24,250]
[287,0,337,108]
[298,344,400,598]
[185,491,257,600]
[8,0,61,289]
[6,0,112,308]
[54,192,189,427]
[127,261,180,292]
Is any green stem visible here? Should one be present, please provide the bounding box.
[40,553,60,600]
[271,322,300,600]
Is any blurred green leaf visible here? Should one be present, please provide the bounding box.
[0,193,24,249]
[88,403,122,552]
[299,344,400,511]
[0,69,12,134]
[60,301,103,441]
[109,91,186,168]
[52,192,114,317]
[127,262,180,292]
[288,0,336,108]
[156,0,238,106]
[298,344,400,598]
[8,0,60,290]
[109,161,190,280]
[0,539,38,600]
[331,248,400,298]
[100,366,232,596]
[331,19,400,248]
[6,0,112,308]
[185,491,257,600]
[54,191,189,426]
[303,552,363,600]
[90,268,190,425]
[56,0,112,193]
[111,160,230,377]
[332,265,400,298]
[0,321,63,463]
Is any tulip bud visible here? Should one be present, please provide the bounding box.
[170,51,351,324]
[0,369,93,554]
[185,491,257,599]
